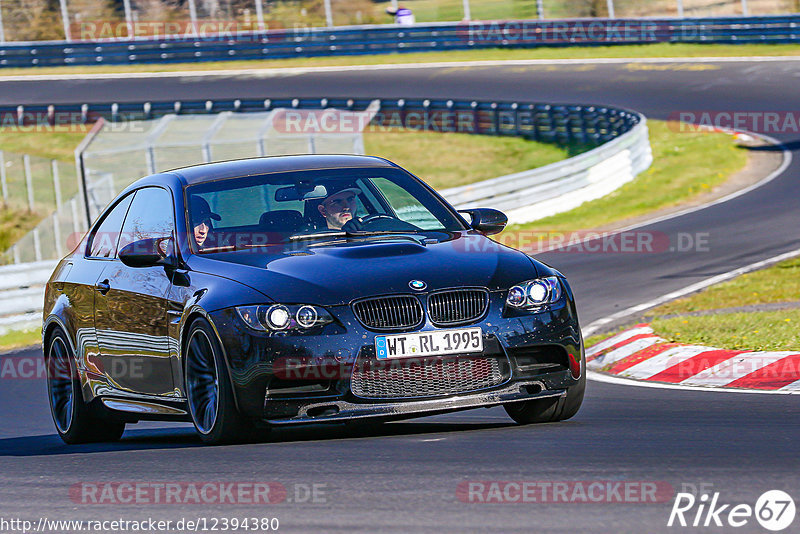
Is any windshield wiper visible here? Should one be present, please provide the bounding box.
[288,231,347,241]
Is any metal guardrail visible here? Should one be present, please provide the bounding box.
[0,96,649,331]
[1,14,800,68]
[0,260,57,335]
[443,116,652,224]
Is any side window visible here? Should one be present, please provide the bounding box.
[87,194,134,259]
[118,188,175,253]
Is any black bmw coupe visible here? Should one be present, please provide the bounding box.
[43,155,585,444]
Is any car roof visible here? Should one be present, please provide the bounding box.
[165,154,398,186]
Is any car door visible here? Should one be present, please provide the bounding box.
[77,192,135,386]
[94,187,177,397]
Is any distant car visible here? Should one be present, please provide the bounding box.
[43,155,585,444]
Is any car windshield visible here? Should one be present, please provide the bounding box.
[184,167,467,253]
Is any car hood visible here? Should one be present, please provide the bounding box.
[188,231,540,306]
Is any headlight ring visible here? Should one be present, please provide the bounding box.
[506,276,563,310]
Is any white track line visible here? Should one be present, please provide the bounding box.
[581,246,800,339]
[587,370,800,395]
[581,132,798,394]
[2,55,800,82]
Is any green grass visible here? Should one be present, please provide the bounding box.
[651,310,800,351]
[507,119,747,233]
[0,208,44,252]
[586,256,800,353]
[0,127,86,236]
[652,256,800,315]
[0,127,87,162]
[0,328,41,352]
[2,43,800,77]
[364,128,570,189]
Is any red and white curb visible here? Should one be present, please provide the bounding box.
[586,324,800,392]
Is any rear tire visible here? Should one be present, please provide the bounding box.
[46,328,125,444]
[184,317,263,444]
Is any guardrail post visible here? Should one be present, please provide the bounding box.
[462,0,472,21]
[58,0,71,42]
[0,2,6,43]
[254,0,266,31]
[70,198,80,235]
[607,0,615,18]
[324,0,333,27]
[676,0,684,17]
[0,151,7,205]
[187,0,199,37]
[23,155,34,212]
[741,0,749,16]
[122,0,133,38]
[51,160,62,211]
[537,0,545,19]
[33,228,42,262]
[52,212,63,257]
[12,244,19,264]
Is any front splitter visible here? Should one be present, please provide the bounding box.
[265,380,565,425]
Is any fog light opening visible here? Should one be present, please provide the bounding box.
[522,383,543,395]
[306,405,340,418]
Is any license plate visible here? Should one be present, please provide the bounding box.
[375,327,483,360]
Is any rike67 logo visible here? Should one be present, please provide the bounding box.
[668,489,796,531]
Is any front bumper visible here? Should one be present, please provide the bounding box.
[266,379,565,425]
[209,290,583,421]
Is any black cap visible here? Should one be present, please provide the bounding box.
[320,183,361,203]
[190,196,221,224]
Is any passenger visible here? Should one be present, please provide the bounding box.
[190,197,221,248]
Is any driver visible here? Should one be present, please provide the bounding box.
[317,183,362,230]
[190,197,221,248]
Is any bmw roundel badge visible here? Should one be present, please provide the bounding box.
[409,280,427,291]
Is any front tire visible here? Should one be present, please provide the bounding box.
[504,374,586,425]
[46,328,125,444]
[184,317,260,444]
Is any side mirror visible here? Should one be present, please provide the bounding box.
[459,208,508,236]
[119,237,177,268]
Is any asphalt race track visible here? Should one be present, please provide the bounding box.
[1,59,799,532]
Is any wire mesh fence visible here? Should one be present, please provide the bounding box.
[81,102,378,222]
[0,151,86,265]
[2,102,376,264]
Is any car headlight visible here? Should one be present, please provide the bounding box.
[506,276,563,309]
[235,304,334,332]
